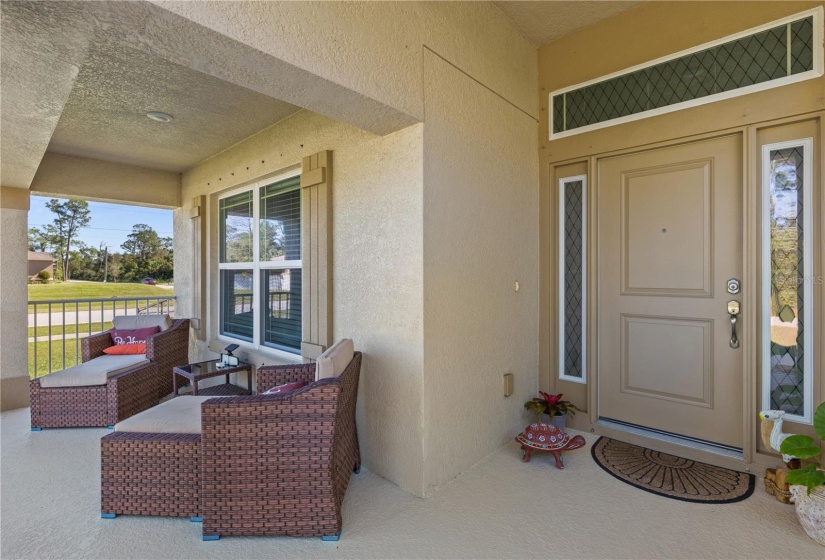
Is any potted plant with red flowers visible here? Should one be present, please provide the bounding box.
[524,392,581,431]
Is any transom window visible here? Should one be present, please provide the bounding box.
[219,172,302,354]
[550,8,822,139]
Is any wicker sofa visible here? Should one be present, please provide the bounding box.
[100,345,362,541]
[30,316,189,429]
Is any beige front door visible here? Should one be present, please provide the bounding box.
[597,134,743,449]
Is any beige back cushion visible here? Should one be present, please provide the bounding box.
[315,338,354,381]
[113,314,172,332]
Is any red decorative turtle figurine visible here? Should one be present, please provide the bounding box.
[516,423,586,469]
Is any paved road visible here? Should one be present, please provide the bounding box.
[28,309,119,329]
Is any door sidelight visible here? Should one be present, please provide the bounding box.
[727,300,740,349]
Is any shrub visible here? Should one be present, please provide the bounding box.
[37,270,51,282]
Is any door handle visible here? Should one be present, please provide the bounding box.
[727,300,740,349]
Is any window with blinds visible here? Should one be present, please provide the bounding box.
[218,172,302,353]
[550,9,822,139]
[260,178,301,352]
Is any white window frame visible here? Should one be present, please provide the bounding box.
[760,137,814,424]
[217,167,302,358]
[559,175,587,384]
[549,7,824,140]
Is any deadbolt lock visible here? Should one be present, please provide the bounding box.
[727,278,741,295]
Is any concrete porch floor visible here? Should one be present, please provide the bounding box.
[1,407,822,559]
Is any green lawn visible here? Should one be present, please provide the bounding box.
[28,282,174,312]
[29,321,113,339]
[29,281,173,301]
[29,340,81,379]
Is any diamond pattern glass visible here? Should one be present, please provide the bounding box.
[563,180,584,378]
[768,146,805,416]
[552,16,814,134]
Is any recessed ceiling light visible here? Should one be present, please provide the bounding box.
[146,111,173,123]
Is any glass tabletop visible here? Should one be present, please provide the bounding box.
[176,359,248,376]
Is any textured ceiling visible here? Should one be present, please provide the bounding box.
[48,41,302,172]
[494,1,644,46]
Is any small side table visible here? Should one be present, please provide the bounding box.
[172,360,253,397]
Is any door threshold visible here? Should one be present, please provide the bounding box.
[597,418,744,460]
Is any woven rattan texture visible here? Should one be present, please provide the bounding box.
[200,352,362,538]
[98,352,361,538]
[30,319,190,429]
[101,432,201,517]
[256,363,316,393]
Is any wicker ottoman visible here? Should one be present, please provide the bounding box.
[100,395,216,520]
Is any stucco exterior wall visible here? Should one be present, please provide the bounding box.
[421,52,539,494]
[0,188,31,410]
[167,0,538,497]
[175,111,426,495]
[150,0,538,121]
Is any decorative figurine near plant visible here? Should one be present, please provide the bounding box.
[515,423,586,469]
[524,392,581,431]
[778,402,825,546]
[759,409,801,504]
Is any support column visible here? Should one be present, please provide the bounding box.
[0,187,31,410]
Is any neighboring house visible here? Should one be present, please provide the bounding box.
[0,1,823,502]
[26,251,53,280]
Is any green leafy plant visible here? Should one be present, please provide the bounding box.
[780,402,825,494]
[524,392,581,419]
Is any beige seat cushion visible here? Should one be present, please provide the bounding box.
[316,338,354,381]
[39,355,150,388]
[114,396,224,434]
[112,314,172,332]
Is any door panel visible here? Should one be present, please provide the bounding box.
[622,161,712,296]
[598,134,743,448]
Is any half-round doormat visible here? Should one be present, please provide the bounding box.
[591,437,755,504]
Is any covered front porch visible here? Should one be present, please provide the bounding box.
[2,0,825,557]
[2,406,817,558]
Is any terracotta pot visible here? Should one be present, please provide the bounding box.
[790,485,825,546]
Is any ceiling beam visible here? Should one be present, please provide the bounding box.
[30,153,181,209]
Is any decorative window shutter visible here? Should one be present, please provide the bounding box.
[300,151,332,359]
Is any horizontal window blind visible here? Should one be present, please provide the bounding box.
[260,177,301,262]
[262,268,302,352]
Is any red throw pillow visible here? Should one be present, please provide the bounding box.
[110,326,161,346]
[262,381,308,395]
[103,343,147,355]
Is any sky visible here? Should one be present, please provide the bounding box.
[28,195,174,251]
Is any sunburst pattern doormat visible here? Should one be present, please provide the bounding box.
[591,437,755,504]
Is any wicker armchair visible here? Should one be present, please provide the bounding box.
[201,352,362,540]
[30,318,190,429]
[100,351,362,542]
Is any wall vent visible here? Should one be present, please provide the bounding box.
[549,8,823,139]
